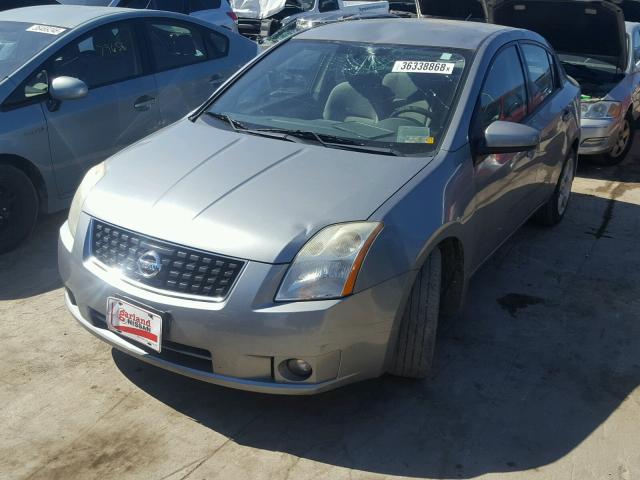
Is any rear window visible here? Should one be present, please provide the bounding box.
[120,0,185,12]
[58,0,113,5]
[188,0,221,12]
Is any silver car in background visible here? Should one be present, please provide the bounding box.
[0,5,256,252]
[59,0,239,32]
[60,18,580,394]
[491,0,640,165]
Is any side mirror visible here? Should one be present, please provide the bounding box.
[476,120,540,155]
[50,76,88,102]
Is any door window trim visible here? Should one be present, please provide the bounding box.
[517,40,562,117]
[470,41,530,144]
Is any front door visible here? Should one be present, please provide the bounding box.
[42,20,160,197]
[471,44,543,267]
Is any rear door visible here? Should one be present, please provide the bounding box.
[518,42,568,193]
[143,18,237,126]
[42,20,160,197]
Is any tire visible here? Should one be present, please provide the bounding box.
[596,113,634,166]
[533,149,576,227]
[388,247,442,379]
[0,165,39,254]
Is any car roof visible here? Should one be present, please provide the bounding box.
[297,17,514,50]
[0,5,130,29]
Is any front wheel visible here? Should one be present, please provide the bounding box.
[598,114,634,166]
[388,248,442,379]
[0,165,39,254]
[532,150,576,227]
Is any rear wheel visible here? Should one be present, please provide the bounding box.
[0,165,39,254]
[533,150,576,227]
[388,248,442,379]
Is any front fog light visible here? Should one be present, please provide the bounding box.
[275,222,383,301]
[280,358,312,380]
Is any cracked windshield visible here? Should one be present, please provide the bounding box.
[208,39,468,155]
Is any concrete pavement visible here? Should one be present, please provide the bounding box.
[1,150,639,480]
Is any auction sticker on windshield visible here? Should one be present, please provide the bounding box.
[107,298,162,352]
[392,61,455,74]
[26,25,66,35]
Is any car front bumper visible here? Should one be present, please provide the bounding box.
[58,215,411,395]
[578,117,621,156]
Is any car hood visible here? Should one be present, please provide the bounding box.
[84,119,429,264]
[489,0,628,71]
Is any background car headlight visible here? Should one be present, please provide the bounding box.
[580,100,621,119]
[276,222,383,301]
[67,162,106,238]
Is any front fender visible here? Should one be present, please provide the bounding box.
[355,147,476,293]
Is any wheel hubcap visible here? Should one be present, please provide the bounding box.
[557,155,575,215]
[610,119,631,158]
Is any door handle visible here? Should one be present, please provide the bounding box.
[561,108,572,122]
[133,95,155,111]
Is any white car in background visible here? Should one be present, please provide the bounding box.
[59,0,239,31]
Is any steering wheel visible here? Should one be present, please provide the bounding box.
[389,105,432,125]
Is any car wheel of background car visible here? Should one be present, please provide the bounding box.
[388,247,442,379]
[533,150,576,227]
[0,165,39,254]
[599,113,634,166]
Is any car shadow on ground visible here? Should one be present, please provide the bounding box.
[0,211,66,300]
[113,188,640,478]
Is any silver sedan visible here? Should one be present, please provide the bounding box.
[0,5,256,253]
[59,18,580,394]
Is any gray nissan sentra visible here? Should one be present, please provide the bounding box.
[59,18,580,394]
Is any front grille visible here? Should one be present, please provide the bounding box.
[90,220,244,300]
[89,309,213,373]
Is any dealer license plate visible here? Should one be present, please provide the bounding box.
[106,298,162,352]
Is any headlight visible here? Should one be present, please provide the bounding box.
[580,100,621,119]
[275,222,383,301]
[67,162,106,237]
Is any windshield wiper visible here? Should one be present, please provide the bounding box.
[252,128,402,156]
[205,111,248,131]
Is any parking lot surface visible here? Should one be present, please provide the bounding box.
[1,146,640,480]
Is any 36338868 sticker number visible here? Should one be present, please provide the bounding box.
[392,61,455,75]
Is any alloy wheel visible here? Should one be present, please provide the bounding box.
[557,155,575,216]
[610,119,631,159]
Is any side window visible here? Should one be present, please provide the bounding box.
[478,45,527,131]
[204,29,229,60]
[146,21,207,71]
[318,0,339,12]
[521,43,554,111]
[47,22,142,89]
[634,29,640,64]
[188,0,221,12]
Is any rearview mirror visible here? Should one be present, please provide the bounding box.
[50,76,88,102]
[476,121,540,155]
